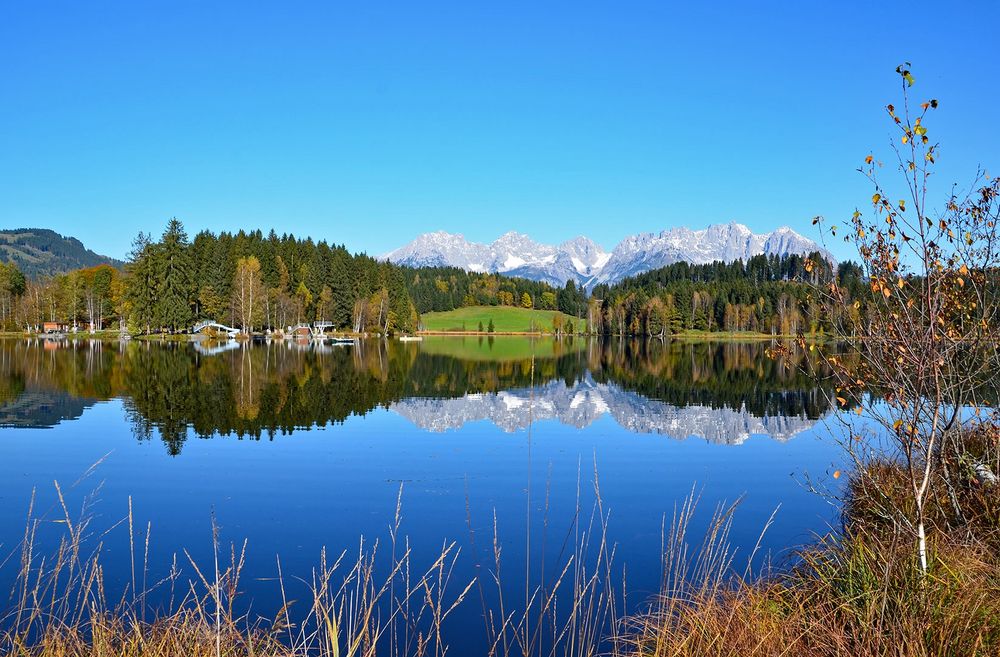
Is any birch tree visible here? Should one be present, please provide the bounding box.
[813,64,1000,575]
[232,256,265,335]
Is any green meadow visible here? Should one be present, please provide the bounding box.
[419,306,585,334]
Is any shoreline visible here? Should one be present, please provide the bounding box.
[0,329,836,341]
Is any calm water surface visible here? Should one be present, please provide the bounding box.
[0,336,845,651]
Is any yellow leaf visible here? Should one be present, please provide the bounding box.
[836,396,848,407]
[893,419,903,430]
[833,470,842,479]
[959,264,969,275]
[872,193,881,205]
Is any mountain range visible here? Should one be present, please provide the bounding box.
[3,222,826,288]
[384,222,827,288]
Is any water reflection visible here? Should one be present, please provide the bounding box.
[394,376,821,443]
[0,337,836,450]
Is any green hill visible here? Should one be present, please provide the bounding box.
[419,306,585,334]
[0,228,121,278]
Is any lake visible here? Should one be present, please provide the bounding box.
[0,336,845,653]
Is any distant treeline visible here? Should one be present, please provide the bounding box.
[402,266,587,316]
[0,219,869,337]
[129,220,418,334]
[586,253,867,336]
[7,219,419,335]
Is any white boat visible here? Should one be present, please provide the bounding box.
[398,336,423,342]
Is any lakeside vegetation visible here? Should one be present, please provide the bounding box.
[621,439,1000,656]
[0,217,861,341]
[0,240,857,341]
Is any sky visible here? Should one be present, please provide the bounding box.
[2,1,998,261]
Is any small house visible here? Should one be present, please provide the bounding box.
[42,322,68,334]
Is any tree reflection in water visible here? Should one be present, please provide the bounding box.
[0,337,840,454]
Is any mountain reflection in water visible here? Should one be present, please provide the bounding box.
[392,376,823,444]
[0,336,836,451]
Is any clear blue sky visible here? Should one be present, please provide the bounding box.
[2,1,998,261]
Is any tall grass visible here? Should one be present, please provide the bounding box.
[5,454,997,657]
[0,477,479,656]
[617,426,1000,657]
[0,465,624,657]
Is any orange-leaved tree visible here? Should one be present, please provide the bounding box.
[815,64,1000,575]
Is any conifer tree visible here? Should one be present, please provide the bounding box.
[125,232,157,334]
[154,219,195,332]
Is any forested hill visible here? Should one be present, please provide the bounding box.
[586,252,865,336]
[0,229,122,278]
[402,265,586,317]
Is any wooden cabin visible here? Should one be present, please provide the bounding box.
[42,322,68,334]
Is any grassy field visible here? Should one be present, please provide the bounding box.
[419,306,585,333]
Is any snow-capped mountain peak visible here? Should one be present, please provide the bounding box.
[384,222,827,288]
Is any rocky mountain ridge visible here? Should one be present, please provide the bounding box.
[384,222,827,288]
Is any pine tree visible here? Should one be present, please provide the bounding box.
[328,250,352,328]
[125,232,157,334]
[154,219,195,332]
